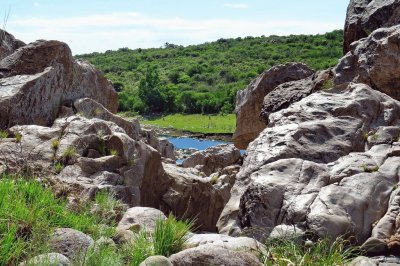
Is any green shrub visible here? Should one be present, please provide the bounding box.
[54,162,64,174]
[152,214,194,257]
[263,236,359,266]
[125,231,153,266]
[0,130,8,139]
[62,146,76,160]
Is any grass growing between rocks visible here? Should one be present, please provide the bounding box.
[263,237,360,266]
[0,175,118,265]
[0,174,194,265]
[128,113,236,134]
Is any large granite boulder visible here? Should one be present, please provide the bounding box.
[160,163,234,232]
[49,228,93,260]
[260,69,334,124]
[335,25,400,101]
[169,245,263,266]
[343,0,400,54]
[0,39,118,129]
[0,29,25,60]
[182,144,241,176]
[233,63,314,149]
[218,84,400,246]
[0,115,169,207]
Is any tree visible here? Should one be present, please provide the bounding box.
[138,66,165,113]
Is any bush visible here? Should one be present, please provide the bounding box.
[262,236,360,266]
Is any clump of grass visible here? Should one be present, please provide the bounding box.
[74,241,124,266]
[0,175,115,265]
[110,149,118,156]
[153,214,194,257]
[124,231,153,266]
[210,173,219,185]
[15,132,22,143]
[51,138,60,150]
[321,79,334,90]
[62,146,77,161]
[362,164,379,173]
[89,190,126,225]
[0,130,8,139]
[263,237,359,266]
[54,162,64,174]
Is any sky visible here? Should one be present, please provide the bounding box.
[1,0,349,54]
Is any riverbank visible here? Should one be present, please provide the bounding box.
[120,113,235,141]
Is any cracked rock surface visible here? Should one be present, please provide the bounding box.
[218,84,400,249]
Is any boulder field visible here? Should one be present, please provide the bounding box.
[3,0,400,264]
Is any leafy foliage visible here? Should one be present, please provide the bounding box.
[76,30,343,114]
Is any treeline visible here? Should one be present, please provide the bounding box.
[76,30,343,114]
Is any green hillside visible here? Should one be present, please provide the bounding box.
[76,30,343,114]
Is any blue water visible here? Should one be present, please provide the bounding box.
[167,137,229,151]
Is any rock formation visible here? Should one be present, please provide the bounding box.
[343,0,400,54]
[219,83,400,246]
[335,25,400,100]
[182,144,241,176]
[0,29,25,60]
[233,63,314,149]
[0,40,118,129]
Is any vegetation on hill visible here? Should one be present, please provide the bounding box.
[76,30,343,114]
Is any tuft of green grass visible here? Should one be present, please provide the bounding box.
[15,132,22,143]
[62,146,77,160]
[140,114,236,134]
[110,149,118,156]
[263,237,359,266]
[321,79,334,90]
[210,173,219,185]
[73,241,124,266]
[51,138,60,150]
[124,231,153,266]
[0,175,117,265]
[0,130,8,139]
[362,164,379,173]
[54,162,64,174]
[152,214,194,257]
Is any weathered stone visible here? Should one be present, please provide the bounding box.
[260,69,334,124]
[117,207,166,233]
[0,29,25,60]
[335,25,400,101]
[182,144,241,176]
[343,0,400,54]
[186,233,265,255]
[74,98,141,140]
[141,129,176,160]
[49,228,94,260]
[169,245,262,266]
[19,253,71,266]
[0,40,118,129]
[139,256,172,266]
[233,63,314,149]
[218,84,400,245]
[161,163,233,232]
[347,256,377,266]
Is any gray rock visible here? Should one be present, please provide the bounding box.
[186,233,266,256]
[49,228,94,260]
[343,0,400,54]
[117,207,166,233]
[161,163,233,232]
[233,63,314,149]
[218,84,400,244]
[335,25,400,101]
[260,69,334,124]
[0,40,118,129]
[139,256,172,266]
[19,253,70,266]
[0,29,25,60]
[347,256,377,266]
[182,144,241,176]
[141,129,176,160]
[169,245,263,266]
